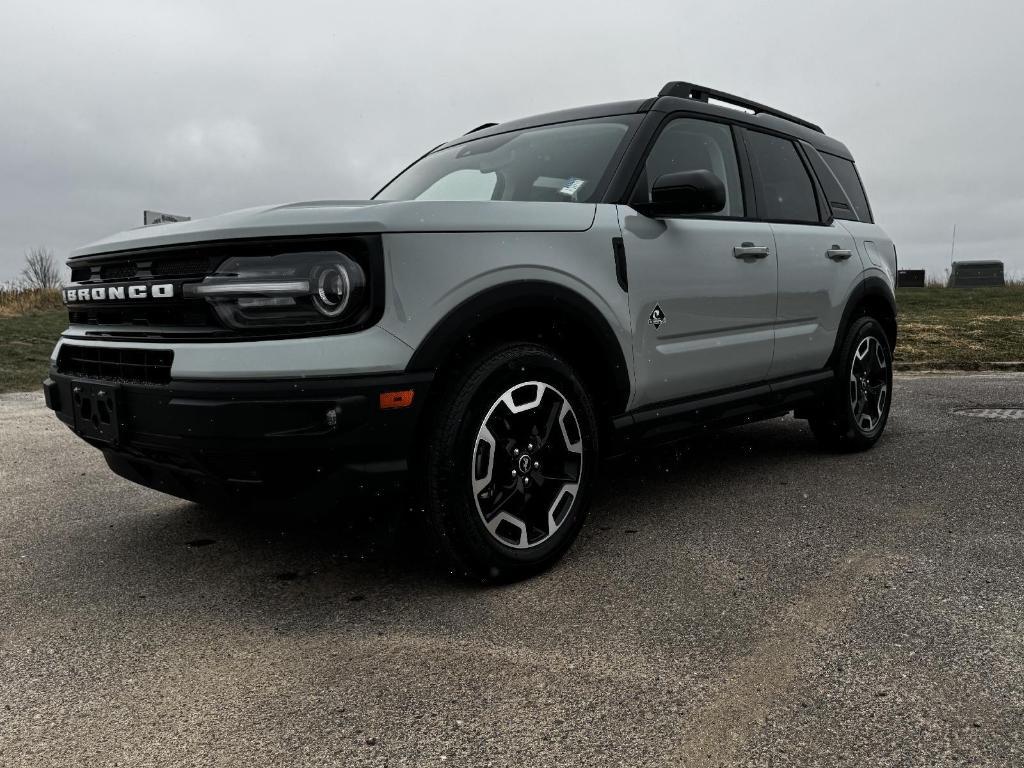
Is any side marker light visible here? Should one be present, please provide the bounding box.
[379,390,415,410]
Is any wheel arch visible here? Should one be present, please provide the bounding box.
[406,281,632,420]
[828,275,898,368]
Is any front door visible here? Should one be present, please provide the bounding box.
[618,117,777,409]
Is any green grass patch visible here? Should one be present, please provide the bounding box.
[0,309,67,393]
[896,286,1024,366]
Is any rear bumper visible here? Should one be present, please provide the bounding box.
[43,370,431,502]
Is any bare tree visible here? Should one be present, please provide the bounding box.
[21,246,62,290]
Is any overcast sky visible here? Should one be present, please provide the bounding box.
[2,0,1023,282]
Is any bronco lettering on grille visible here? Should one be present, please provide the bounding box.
[64,284,175,303]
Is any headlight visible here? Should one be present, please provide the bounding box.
[185,250,366,330]
[312,262,352,317]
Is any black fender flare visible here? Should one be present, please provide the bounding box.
[405,280,632,413]
[828,275,898,367]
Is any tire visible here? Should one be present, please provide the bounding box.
[421,343,598,582]
[808,316,893,452]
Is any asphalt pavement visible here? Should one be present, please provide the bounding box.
[1,373,1023,767]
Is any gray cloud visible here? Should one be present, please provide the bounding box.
[2,0,1022,281]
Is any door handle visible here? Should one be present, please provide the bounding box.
[827,245,853,261]
[733,243,769,259]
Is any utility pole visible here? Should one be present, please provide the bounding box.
[950,223,957,266]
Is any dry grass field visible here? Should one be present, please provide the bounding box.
[0,287,64,318]
[896,285,1024,368]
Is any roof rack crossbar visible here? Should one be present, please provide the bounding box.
[658,81,823,134]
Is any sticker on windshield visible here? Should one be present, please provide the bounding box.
[559,177,586,197]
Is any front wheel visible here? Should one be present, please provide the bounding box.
[422,343,598,582]
[808,316,893,451]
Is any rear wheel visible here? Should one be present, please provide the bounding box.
[808,316,893,451]
[422,343,598,582]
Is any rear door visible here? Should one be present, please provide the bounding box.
[741,129,865,378]
[619,116,777,407]
[808,147,898,289]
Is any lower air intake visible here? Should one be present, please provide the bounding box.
[56,344,173,385]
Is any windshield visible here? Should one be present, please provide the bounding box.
[375,115,641,203]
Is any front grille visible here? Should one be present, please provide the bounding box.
[152,256,210,277]
[57,344,173,384]
[66,250,222,336]
[71,253,217,284]
[68,303,215,328]
[63,236,382,340]
[100,263,138,281]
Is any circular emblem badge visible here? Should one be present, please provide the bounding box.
[518,454,533,475]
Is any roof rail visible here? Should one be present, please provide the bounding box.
[658,81,823,134]
[464,122,498,135]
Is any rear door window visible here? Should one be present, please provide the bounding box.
[744,130,820,223]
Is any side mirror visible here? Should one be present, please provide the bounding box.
[639,170,726,217]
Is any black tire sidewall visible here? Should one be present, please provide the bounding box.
[842,317,894,440]
[426,344,598,579]
[812,316,893,448]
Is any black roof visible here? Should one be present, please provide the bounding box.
[441,99,649,148]
[441,83,854,161]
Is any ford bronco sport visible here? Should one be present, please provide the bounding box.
[45,82,897,580]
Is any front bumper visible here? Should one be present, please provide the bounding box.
[43,370,431,503]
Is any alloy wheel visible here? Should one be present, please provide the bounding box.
[849,335,889,433]
[471,381,584,549]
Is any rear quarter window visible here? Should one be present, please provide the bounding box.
[804,147,858,221]
[822,153,873,223]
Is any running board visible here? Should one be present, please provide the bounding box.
[611,370,833,450]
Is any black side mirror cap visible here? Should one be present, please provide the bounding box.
[637,170,727,217]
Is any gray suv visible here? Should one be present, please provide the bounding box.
[44,82,897,580]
